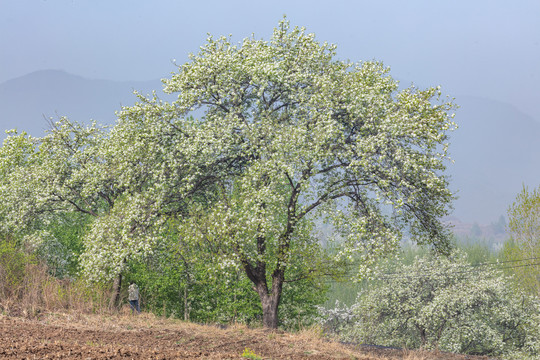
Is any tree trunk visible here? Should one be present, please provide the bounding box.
[183,284,189,321]
[181,269,191,322]
[259,290,281,329]
[253,273,284,329]
[241,232,288,329]
[109,273,122,309]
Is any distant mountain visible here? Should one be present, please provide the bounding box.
[0,70,168,137]
[1,70,539,226]
[448,95,540,223]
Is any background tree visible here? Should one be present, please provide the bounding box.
[108,19,456,328]
[0,131,39,239]
[0,119,113,243]
[0,119,132,306]
[505,185,540,296]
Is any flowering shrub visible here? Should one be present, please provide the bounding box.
[320,251,540,358]
[316,301,358,340]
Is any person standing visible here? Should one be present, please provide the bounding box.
[128,282,140,314]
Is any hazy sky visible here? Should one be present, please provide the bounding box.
[1,0,539,120]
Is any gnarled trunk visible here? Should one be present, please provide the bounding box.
[259,289,281,329]
[242,231,290,329]
[252,270,284,329]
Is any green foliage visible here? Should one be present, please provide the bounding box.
[320,251,539,358]
[126,254,262,324]
[278,272,329,329]
[125,229,327,328]
[0,239,37,301]
[324,280,367,308]
[32,212,90,278]
[459,241,498,265]
[505,185,540,296]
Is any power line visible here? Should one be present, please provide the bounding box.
[467,256,540,268]
[376,260,540,282]
[375,256,540,279]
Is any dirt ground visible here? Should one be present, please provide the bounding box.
[0,312,493,359]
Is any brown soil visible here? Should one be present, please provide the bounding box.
[0,312,493,359]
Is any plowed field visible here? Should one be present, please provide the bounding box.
[0,313,492,359]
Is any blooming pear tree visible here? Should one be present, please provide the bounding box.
[112,19,456,328]
[0,119,151,304]
[0,131,40,236]
[0,118,114,236]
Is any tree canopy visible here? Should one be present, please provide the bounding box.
[102,19,456,328]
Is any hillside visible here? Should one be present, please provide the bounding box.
[0,70,166,137]
[1,70,539,227]
[448,95,540,224]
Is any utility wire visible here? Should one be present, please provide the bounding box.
[376,260,540,282]
[375,256,540,279]
[466,256,540,268]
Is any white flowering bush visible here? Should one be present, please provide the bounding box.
[316,301,359,339]
[324,251,540,358]
[0,119,118,244]
[0,131,41,236]
[0,119,148,286]
[79,193,163,283]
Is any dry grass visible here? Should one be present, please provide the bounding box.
[5,310,490,360]
[0,253,111,318]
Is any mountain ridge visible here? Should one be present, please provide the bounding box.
[0,70,168,136]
